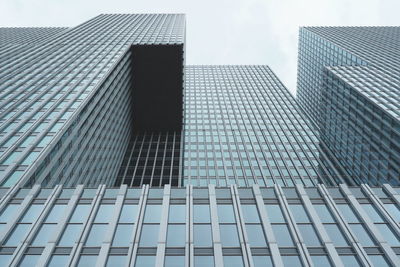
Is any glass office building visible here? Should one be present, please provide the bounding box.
[0,15,399,267]
[297,27,400,186]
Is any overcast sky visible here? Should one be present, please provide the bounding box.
[1,0,399,94]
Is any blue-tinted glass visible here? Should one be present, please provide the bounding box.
[313,204,335,223]
[169,205,186,223]
[0,255,12,266]
[217,205,235,223]
[144,205,162,223]
[220,224,240,247]
[194,256,214,267]
[340,255,361,267]
[289,205,310,223]
[119,204,138,223]
[282,255,302,267]
[19,255,40,267]
[85,224,107,246]
[253,256,273,267]
[135,256,155,267]
[349,224,375,246]
[337,205,359,223]
[59,224,83,246]
[45,204,67,223]
[165,256,185,267]
[246,224,267,247]
[272,224,294,246]
[32,224,57,246]
[48,255,69,267]
[325,224,348,246]
[167,224,185,247]
[384,204,400,222]
[106,255,127,267]
[94,204,115,223]
[20,204,44,223]
[194,225,212,247]
[368,255,390,267]
[361,204,384,223]
[297,224,321,246]
[375,224,400,246]
[112,224,134,246]
[5,224,30,246]
[139,225,159,247]
[70,205,91,223]
[265,205,285,223]
[241,205,260,223]
[0,204,20,223]
[223,256,244,267]
[194,205,210,223]
[77,255,97,267]
[311,255,332,266]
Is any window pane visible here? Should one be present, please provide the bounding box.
[19,255,40,267]
[361,204,384,223]
[337,205,359,223]
[45,204,67,223]
[32,224,57,246]
[195,256,214,267]
[325,224,348,246]
[94,204,115,223]
[220,224,240,247]
[119,205,138,223]
[313,204,335,223]
[165,256,185,267]
[384,204,400,222]
[265,205,285,223]
[139,225,159,246]
[217,205,235,223]
[5,224,30,246]
[169,205,186,223]
[340,255,361,267]
[242,205,260,223]
[0,204,20,223]
[349,224,375,246]
[70,205,91,223]
[297,224,321,246]
[106,255,127,267]
[194,224,212,247]
[282,256,302,266]
[167,224,185,247]
[20,204,44,223]
[368,255,390,267]
[0,255,12,266]
[375,224,400,246]
[112,224,134,246]
[194,205,210,223]
[77,255,97,267]
[85,224,107,246]
[311,255,332,266]
[289,205,310,223]
[246,225,267,247]
[59,224,83,246]
[223,256,244,267]
[272,224,293,246]
[135,256,155,267]
[48,255,69,267]
[253,256,273,267]
[143,205,162,223]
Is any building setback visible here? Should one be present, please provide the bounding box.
[0,14,400,267]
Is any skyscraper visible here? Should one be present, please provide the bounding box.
[297,27,400,186]
[0,14,399,267]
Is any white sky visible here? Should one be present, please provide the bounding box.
[1,0,399,94]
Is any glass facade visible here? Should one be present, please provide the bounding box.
[1,14,400,267]
[297,27,400,185]
[0,184,398,266]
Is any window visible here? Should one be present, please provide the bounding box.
[59,224,83,246]
[119,205,138,223]
[32,224,57,246]
[94,204,115,223]
[167,224,185,247]
[246,225,267,247]
[311,255,332,266]
[18,255,40,267]
[139,225,159,247]
[169,205,186,223]
[265,205,285,223]
[165,256,185,267]
[217,205,235,223]
[272,225,294,246]
[106,255,127,267]
[143,205,162,223]
[194,256,214,267]
[223,256,244,267]
[85,224,107,246]
[194,205,210,223]
[297,225,321,246]
[252,256,273,267]
[220,224,240,247]
[325,224,348,246]
[282,255,302,267]
[135,256,155,267]
[48,255,69,267]
[5,224,30,246]
[112,224,134,247]
[194,225,212,247]
[77,255,97,267]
